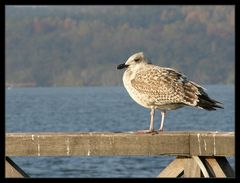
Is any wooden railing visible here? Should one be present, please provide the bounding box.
[5,131,235,178]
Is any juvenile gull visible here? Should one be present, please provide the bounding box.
[117,52,223,133]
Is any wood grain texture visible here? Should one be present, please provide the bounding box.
[189,131,234,156]
[6,131,234,157]
[158,157,184,177]
[184,157,201,177]
[5,157,29,178]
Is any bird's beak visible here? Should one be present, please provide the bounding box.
[117,63,128,70]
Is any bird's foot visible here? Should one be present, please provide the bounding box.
[157,128,164,132]
[135,129,158,134]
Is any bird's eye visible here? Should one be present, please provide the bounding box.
[134,57,140,62]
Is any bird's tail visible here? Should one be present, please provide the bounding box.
[196,91,224,111]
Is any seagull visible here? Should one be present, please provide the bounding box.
[117,52,223,133]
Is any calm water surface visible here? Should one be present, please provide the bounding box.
[5,85,235,177]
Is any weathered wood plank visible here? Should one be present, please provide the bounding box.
[5,157,29,178]
[6,132,189,156]
[214,157,235,177]
[184,157,201,177]
[204,157,226,177]
[189,132,234,156]
[192,156,209,177]
[157,157,184,177]
[6,131,234,157]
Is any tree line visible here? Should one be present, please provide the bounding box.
[5,5,234,86]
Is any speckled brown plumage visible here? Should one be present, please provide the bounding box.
[117,52,223,132]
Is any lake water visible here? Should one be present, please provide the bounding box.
[5,85,235,177]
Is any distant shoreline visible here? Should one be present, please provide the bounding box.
[5,83,234,88]
[6,82,36,88]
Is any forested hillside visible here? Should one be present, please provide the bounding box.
[5,5,235,86]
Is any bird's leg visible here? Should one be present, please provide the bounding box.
[149,107,155,131]
[159,110,166,131]
[136,107,157,134]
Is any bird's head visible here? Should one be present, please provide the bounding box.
[117,52,150,70]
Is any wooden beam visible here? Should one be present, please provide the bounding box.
[184,157,201,177]
[190,132,234,156]
[5,157,29,178]
[214,157,235,177]
[157,157,184,177]
[6,131,234,157]
[204,157,226,177]
[192,156,209,177]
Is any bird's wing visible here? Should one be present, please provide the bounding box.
[131,66,202,106]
